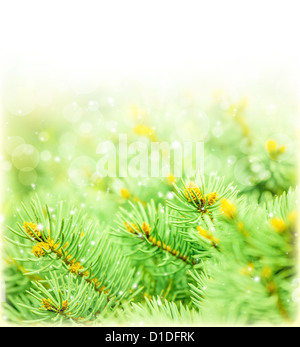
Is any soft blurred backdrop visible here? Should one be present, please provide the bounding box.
[1,0,300,325]
[1,70,299,223]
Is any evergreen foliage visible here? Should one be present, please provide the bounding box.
[1,84,299,326]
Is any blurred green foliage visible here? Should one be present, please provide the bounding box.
[1,77,299,325]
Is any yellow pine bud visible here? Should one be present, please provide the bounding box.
[120,188,130,199]
[266,139,277,153]
[220,199,237,219]
[270,218,286,233]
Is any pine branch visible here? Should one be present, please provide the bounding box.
[6,196,140,317]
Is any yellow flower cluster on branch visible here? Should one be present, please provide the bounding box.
[184,182,202,203]
[141,222,151,236]
[23,222,42,240]
[124,221,139,234]
[32,242,50,257]
[270,212,297,234]
[24,220,109,298]
[184,182,218,213]
[220,199,237,219]
[31,236,61,258]
[41,298,69,313]
[167,174,176,184]
[197,226,219,247]
[69,261,83,275]
[124,220,195,265]
[131,105,157,140]
[266,139,286,160]
[124,221,151,236]
[270,218,287,234]
[134,125,156,141]
[120,188,131,199]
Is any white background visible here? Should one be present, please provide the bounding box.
[0,0,300,83]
